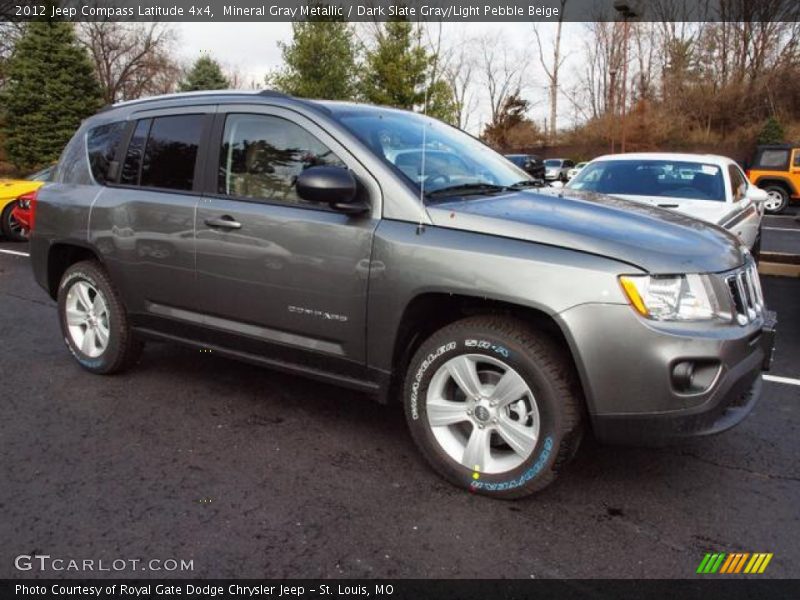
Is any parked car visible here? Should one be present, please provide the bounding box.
[504,154,546,181]
[566,161,588,181]
[0,165,52,242]
[10,191,37,239]
[562,153,767,254]
[30,91,775,498]
[746,143,800,214]
[543,158,574,182]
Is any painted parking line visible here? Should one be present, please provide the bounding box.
[0,248,30,257]
[763,227,800,233]
[764,374,800,387]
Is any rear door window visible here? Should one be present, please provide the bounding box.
[120,119,151,186]
[140,115,204,191]
[755,149,789,169]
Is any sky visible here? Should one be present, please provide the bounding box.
[175,22,587,134]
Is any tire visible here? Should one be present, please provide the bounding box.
[762,185,789,214]
[403,316,583,499]
[57,260,142,374]
[1,202,26,242]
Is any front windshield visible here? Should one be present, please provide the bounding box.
[544,159,562,167]
[334,109,529,199]
[568,159,726,202]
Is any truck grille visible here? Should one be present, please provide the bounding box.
[725,262,764,325]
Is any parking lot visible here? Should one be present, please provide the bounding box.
[0,220,798,579]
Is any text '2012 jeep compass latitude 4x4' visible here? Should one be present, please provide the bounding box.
[30,91,776,498]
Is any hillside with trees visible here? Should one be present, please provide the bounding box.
[1,10,799,174]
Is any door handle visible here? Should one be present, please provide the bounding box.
[204,216,242,230]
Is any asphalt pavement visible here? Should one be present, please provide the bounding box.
[0,239,798,579]
[763,209,800,256]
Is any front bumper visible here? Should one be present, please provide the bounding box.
[557,304,777,444]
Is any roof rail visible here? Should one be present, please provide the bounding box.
[102,89,292,112]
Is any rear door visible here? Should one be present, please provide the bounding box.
[90,107,213,314]
[192,106,380,368]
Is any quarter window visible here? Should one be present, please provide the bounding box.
[140,115,204,191]
[218,114,345,205]
[87,122,127,184]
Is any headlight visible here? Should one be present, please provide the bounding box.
[619,274,727,321]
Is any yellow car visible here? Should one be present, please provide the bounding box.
[0,166,53,242]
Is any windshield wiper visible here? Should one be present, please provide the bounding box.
[426,183,508,199]
[507,179,544,189]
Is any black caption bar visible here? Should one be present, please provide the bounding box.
[2,580,800,600]
[2,0,800,22]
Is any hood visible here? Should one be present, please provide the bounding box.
[426,189,745,274]
[610,194,735,227]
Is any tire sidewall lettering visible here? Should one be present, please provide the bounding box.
[407,331,562,494]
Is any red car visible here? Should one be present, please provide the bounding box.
[10,191,36,240]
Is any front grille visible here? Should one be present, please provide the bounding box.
[724,261,765,326]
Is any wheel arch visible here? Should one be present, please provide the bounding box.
[46,241,103,300]
[388,292,590,423]
[755,176,797,196]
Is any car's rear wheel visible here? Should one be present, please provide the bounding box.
[404,316,583,498]
[1,202,26,242]
[58,260,142,374]
[762,185,789,214]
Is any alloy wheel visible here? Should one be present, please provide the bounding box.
[425,354,540,474]
[65,280,110,358]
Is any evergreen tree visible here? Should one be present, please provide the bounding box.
[758,116,785,145]
[269,15,357,100]
[179,55,229,92]
[360,19,457,124]
[0,21,102,172]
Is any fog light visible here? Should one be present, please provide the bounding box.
[671,360,720,394]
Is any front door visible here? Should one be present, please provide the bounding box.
[193,109,379,367]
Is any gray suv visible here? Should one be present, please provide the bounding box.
[29,91,776,498]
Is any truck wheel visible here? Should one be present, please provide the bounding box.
[57,260,142,374]
[762,185,788,214]
[1,202,26,242]
[404,316,583,498]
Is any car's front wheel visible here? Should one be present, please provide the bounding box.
[762,185,789,214]
[404,316,583,498]
[58,260,142,374]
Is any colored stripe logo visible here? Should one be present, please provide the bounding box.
[697,552,773,574]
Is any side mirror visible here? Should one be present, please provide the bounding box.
[296,166,369,214]
[549,181,564,189]
[746,186,768,204]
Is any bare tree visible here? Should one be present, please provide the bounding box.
[78,22,179,103]
[477,32,526,128]
[443,38,479,130]
[0,21,25,87]
[532,0,568,141]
